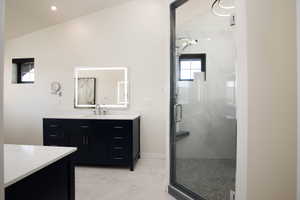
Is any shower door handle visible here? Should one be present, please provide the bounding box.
[174,104,183,123]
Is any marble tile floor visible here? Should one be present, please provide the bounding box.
[76,158,176,200]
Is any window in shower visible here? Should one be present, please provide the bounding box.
[179,54,206,81]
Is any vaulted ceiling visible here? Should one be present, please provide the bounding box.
[5,0,132,39]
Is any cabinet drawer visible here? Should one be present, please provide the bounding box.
[111,130,129,137]
[111,136,128,146]
[44,119,62,129]
[111,146,127,151]
[74,121,91,129]
[111,149,126,157]
[111,144,128,153]
[103,121,130,133]
[110,148,128,162]
[112,135,127,140]
[71,120,92,135]
[106,121,130,129]
[45,131,64,139]
[44,128,65,145]
[111,156,127,161]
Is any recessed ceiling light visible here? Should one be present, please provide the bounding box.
[51,6,57,11]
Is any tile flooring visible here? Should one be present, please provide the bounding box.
[76,158,175,200]
[176,159,236,200]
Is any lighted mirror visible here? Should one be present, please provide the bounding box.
[74,67,129,108]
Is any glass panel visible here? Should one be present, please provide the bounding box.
[172,0,237,199]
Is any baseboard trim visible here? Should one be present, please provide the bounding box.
[141,153,165,159]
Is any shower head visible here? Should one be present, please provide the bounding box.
[176,37,199,53]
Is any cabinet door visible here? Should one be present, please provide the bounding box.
[89,121,109,164]
[68,120,92,164]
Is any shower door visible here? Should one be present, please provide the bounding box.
[169,0,237,200]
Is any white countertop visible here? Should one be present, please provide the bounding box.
[4,144,77,188]
[44,114,140,120]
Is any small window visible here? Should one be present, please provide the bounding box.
[179,54,206,81]
[12,58,35,84]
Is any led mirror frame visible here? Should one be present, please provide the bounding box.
[75,67,129,108]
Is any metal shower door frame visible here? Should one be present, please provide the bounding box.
[168,0,206,199]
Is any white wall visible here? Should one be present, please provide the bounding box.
[4,0,169,158]
[297,1,300,199]
[246,0,297,199]
[0,0,4,199]
[234,0,248,199]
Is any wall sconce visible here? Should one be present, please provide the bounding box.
[51,82,62,96]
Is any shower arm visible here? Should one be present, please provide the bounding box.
[211,0,235,17]
[218,0,235,9]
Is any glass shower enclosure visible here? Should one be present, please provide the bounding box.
[169,0,237,200]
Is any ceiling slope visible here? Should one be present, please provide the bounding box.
[5,0,132,39]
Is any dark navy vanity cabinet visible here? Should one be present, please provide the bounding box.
[43,116,140,171]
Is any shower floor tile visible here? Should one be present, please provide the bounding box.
[176,158,236,200]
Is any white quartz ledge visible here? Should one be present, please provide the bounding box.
[4,144,77,188]
[44,114,140,120]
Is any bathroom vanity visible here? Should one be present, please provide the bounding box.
[5,144,76,200]
[43,115,140,171]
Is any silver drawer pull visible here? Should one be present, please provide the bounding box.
[80,125,89,129]
[113,137,124,140]
[113,126,124,129]
[49,125,58,128]
[50,134,57,137]
[113,147,124,150]
[113,157,124,160]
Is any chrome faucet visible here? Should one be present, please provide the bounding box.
[102,108,108,115]
[101,104,108,115]
[93,104,108,115]
[94,104,101,115]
